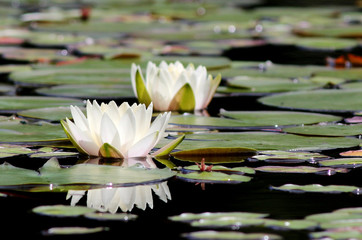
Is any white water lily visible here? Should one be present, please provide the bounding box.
[61,100,171,158]
[131,61,221,112]
[66,157,171,213]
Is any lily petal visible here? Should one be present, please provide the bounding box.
[127,131,159,158]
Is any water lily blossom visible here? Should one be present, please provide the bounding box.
[131,61,221,112]
[61,100,172,158]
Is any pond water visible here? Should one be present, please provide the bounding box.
[0,0,362,239]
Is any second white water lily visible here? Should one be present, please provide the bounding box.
[131,61,221,112]
[61,100,171,158]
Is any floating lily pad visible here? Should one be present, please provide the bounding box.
[43,227,107,235]
[0,96,83,113]
[259,89,362,113]
[36,84,135,100]
[318,158,362,168]
[271,184,360,194]
[255,166,348,175]
[177,171,252,184]
[0,119,67,143]
[314,68,362,81]
[17,106,77,122]
[10,68,131,87]
[263,219,317,230]
[171,147,257,163]
[0,144,34,158]
[251,150,330,164]
[0,158,175,189]
[163,132,362,152]
[183,231,282,240]
[340,150,362,157]
[219,110,341,127]
[29,147,78,159]
[225,76,323,94]
[84,212,138,221]
[283,124,362,137]
[32,205,96,217]
[169,212,269,222]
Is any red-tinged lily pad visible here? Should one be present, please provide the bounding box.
[340,150,362,157]
[254,166,348,175]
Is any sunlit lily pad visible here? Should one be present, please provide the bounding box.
[32,205,95,217]
[0,158,176,189]
[29,147,78,159]
[43,227,107,235]
[255,166,348,175]
[183,231,282,240]
[17,106,77,122]
[283,124,362,137]
[10,68,131,87]
[225,76,323,94]
[163,132,362,151]
[0,96,83,113]
[0,144,34,158]
[169,212,269,222]
[271,184,360,194]
[219,110,342,127]
[318,158,362,168]
[84,212,138,221]
[0,119,67,143]
[251,151,330,164]
[314,68,362,81]
[36,84,135,100]
[263,219,317,230]
[259,89,362,113]
[177,171,252,183]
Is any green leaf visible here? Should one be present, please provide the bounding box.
[283,124,362,137]
[135,68,152,107]
[259,89,362,113]
[177,171,252,183]
[84,212,138,221]
[32,205,96,217]
[44,227,107,235]
[183,231,282,240]
[171,147,256,163]
[0,158,176,189]
[271,184,360,194]
[152,134,185,158]
[168,83,195,112]
[318,158,362,168]
[255,166,348,175]
[219,110,342,127]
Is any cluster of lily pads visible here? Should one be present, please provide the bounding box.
[0,0,362,238]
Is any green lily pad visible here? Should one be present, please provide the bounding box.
[30,147,78,159]
[283,124,362,137]
[259,89,362,113]
[251,151,330,164]
[169,212,269,222]
[225,76,323,94]
[84,212,138,221]
[0,158,176,189]
[17,106,78,122]
[314,68,362,81]
[318,158,362,168]
[263,219,317,230]
[219,110,342,127]
[183,231,282,240]
[171,147,257,163]
[10,68,131,87]
[271,184,360,194]
[255,166,348,175]
[32,205,96,217]
[310,229,362,240]
[0,144,34,158]
[163,132,362,151]
[177,171,252,183]
[36,84,135,100]
[293,25,362,38]
[0,96,83,113]
[0,119,67,143]
[169,115,252,129]
[43,227,107,235]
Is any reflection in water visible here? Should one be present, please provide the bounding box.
[66,157,171,213]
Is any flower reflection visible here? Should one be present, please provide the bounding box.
[66,157,171,213]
